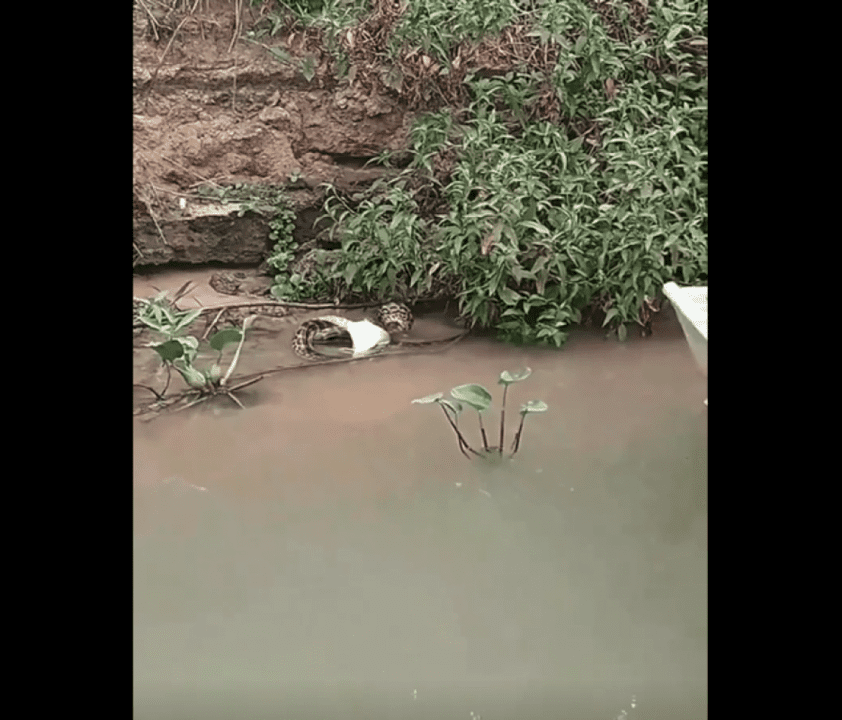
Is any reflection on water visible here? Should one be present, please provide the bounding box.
[134,309,707,720]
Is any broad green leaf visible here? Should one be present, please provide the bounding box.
[521,220,551,236]
[602,307,619,327]
[520,400,548,415]
[531,256,549,275]
[498,286,520,306]
[499,367,532,385]
[151,339,184,363]
[509,263,533,284]
[210,328,243,352]
[412,392,443,404]
[450,384,492,413]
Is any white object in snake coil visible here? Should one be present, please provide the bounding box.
[292,303,413,361]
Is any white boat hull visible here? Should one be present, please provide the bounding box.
[663,282,707,406]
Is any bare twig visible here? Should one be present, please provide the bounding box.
[144,13,192,109]
[160,298,406,313]
[133,383,165,401]
[226,391,245,409]
[201,308,227,340]
[161,364,173,397]
[228,0,242,54]
[169,394,209,415]
[136,0,160,42]
[145,187,171,247]
[134,324,469,421]
[231,56,237,111]
[226,376,264,393]
[218,331,469,387]
[187,176,228,190]
[222,315,256,386]
[171,280,195,304]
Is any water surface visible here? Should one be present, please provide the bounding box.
[134,274,707,720]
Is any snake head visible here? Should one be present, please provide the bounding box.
[375,303,414,337]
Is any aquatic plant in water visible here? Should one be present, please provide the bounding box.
[412,367,547,459]
[135,290,259,409]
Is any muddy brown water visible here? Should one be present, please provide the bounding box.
[133,270,707,720]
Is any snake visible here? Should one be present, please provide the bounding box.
[292,302,416,361]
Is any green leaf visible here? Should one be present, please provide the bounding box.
[410,266,424,287]
[450,384,492,412]
[617,323,628,342]
[343,262,358,285]
[300,57,317,82]
[178,335,199,358]
[509,263,533,284]
[412,392,444,404]
[519,400,548,415]
[269,47,291,63]
[151,339,184,363]
[499,367,532,385]
[498,286,520,305]
[521,220,551,236]
[174,360,208,389]
[172,308,202,333]
[209,328,243,352]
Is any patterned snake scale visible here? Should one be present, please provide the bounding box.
[292,303,414,361]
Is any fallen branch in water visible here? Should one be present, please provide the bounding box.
[134,295,453,314]
[229,330,471,385]
[134,330,470,422]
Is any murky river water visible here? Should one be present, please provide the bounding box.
[134,271,707,720]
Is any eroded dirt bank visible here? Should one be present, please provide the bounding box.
[134,1,420,267]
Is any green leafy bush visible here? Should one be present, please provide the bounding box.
[255,0,707,344]
[319,182,439,302]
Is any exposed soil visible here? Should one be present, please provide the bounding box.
[131,0,606,272]
[133,1,417,268]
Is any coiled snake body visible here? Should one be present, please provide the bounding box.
[292,303,414,361]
